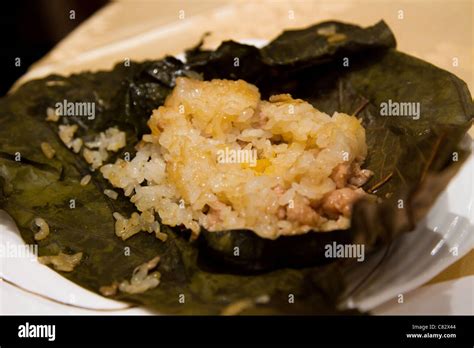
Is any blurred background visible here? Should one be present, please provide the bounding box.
[5,0,472,98]
[0,0,108,95]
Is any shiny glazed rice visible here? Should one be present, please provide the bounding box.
[101,77,372,240]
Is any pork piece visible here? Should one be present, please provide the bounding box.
[331,162,373,188]
[330,163,351,188]
[286,194,320,225]
[203,201,228,230]
[321,187,365,218]
[349,167,373,187]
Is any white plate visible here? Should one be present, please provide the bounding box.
[343,147,474,312]
[1,40,473,315]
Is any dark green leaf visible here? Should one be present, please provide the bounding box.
[0,20,472,315]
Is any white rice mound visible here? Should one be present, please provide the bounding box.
[101,77,372,240]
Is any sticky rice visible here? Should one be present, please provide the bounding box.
[101,77,372,240]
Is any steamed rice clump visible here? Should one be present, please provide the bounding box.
[101,77,372,240]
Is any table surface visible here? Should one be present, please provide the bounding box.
[14,0,474,286]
